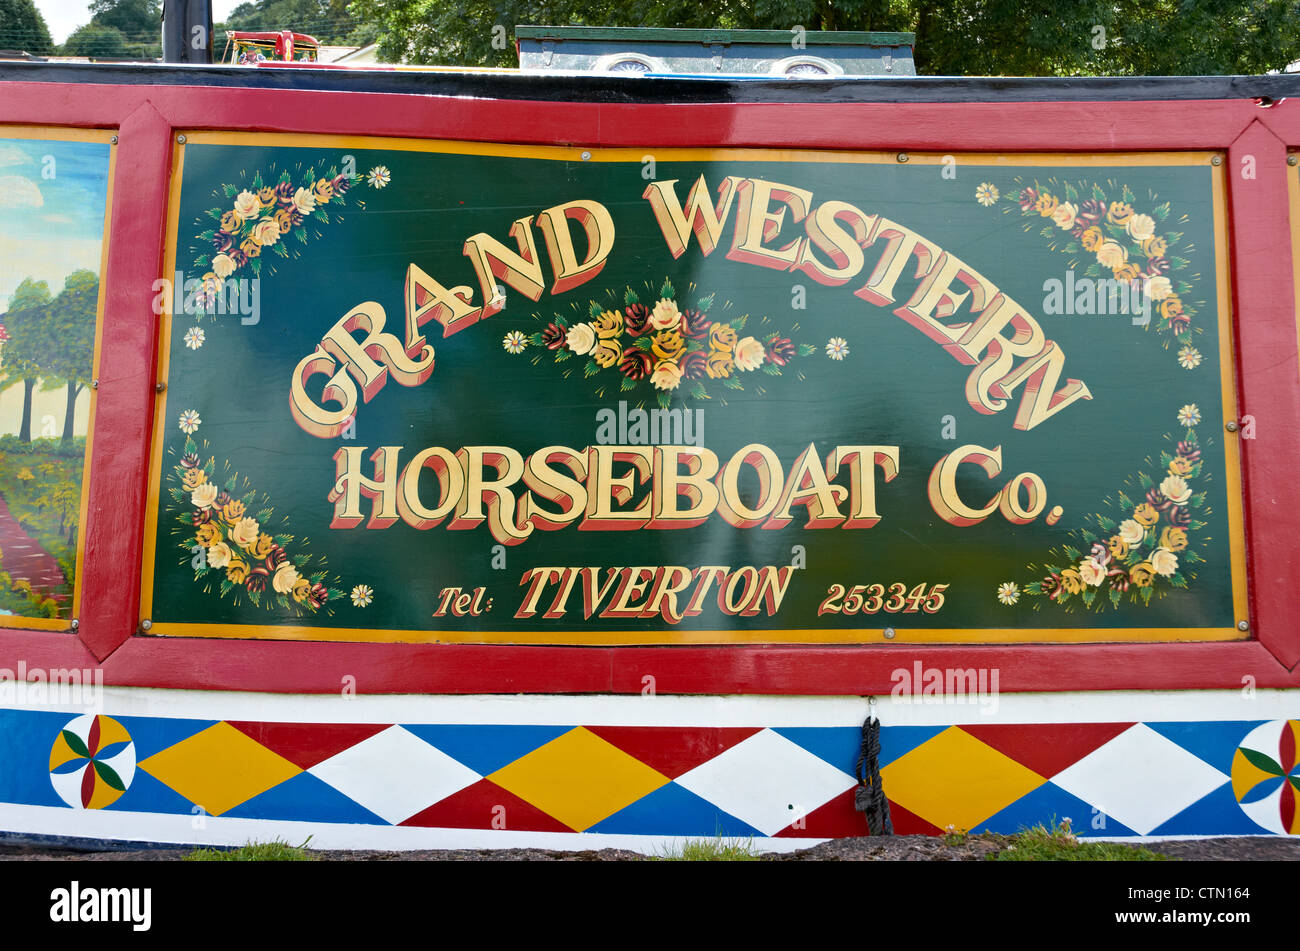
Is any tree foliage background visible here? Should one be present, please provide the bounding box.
[347,0,1300,75]
[0,0,54,53]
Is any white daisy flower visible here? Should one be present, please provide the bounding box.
[826,337,849,361]
[1177,346,1201,370]
[178,409,201,434]
[997,582,1019,606]
[184,326,205,350]
[976,183,999,207]
[351,584,373,608]
[1177,404,1201,427]
[502,331,527,355]
[366,166,391,188]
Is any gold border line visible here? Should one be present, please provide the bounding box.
[0,126,116,633]
[140,138,1246,645]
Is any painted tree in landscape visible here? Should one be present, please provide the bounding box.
[36,270,98,444]
[0,279,50,443]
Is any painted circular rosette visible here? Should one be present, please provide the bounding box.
[48,714,136,809]
[1231,719,1300,834]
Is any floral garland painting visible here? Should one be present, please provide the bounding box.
[507,280,816,409]
[1000,406,1215,612]
[166,424,344,616]
[977,178,1205,372]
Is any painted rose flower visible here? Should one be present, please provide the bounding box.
[1177,346,1202,370]
[650,328,686,362]
[1079,558,1107,587]
[1178,404,1201,427]
[1133,503,1160,527]
[232,190,261,221]
[239,236,261,259]
[1113,262,1141,282]
[1141,235,1168,257]
[1106,201,1134,225]
[253,533,275,559]
[1126,213,1156,241]
[272,562,300,595]
[192,483,218,510]
[650,298,681,331]
[181,467,207,491]
[1160,474,1192,505]
[1096,239,1128,269]
[1119,518,1146,545]
[178,409,201,434]
[226,558,250,585]
[220,499,246,525]
[708,323,737,352]
[502,330,527,355]
[230,516,260,550]
[312,178,334,204]
[705,349,733,379]
[1168,456,1193,477]
[1130,562,1156,587]
[1059,567,1084,595]
[195,522,221,547]
[1080,226,1104,251]
[996,581,1019,605]
[351,584,374,607]
[290,576,310,603]
[212,253,237,280]
[184,326,205,350]
[274,207,293,234]
[565,322,597,355]
[219,210,242,233]
[1051,201,1078,230]
[826,337,849,360]
[253,217,281,247]
[1160,526,1189,552]
[292,187,317,215]
[734,336,765,372]
[976,183,999,207]
[1150,547,1179,577]
[1143,275,1173,302]
[207,541,232,569]
[367,166,391,188]
[1108,535,1129,559]
[592,337,622,368]
[1035,193,1059,217]
[650,360,683,391]
[593,310,624,338]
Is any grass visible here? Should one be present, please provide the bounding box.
[183,837,316,861]
[653,835,761,861]
[992,820,1170,861]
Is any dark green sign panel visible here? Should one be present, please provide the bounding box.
[143,134,1246,644]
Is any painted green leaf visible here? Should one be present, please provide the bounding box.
[60,729,90,759]
[92,760,125,791]
[1239,747,1284,776]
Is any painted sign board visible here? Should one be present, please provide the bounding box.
[139,133,1246,645]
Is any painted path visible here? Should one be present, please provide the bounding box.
[0,493,67,601]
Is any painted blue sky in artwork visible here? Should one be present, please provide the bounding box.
[0,137,111,307]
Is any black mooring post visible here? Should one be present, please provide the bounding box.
[161,0,213,63]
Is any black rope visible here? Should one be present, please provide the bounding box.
[853,712,893,836]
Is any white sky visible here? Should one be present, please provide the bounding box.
[36,0,244,44]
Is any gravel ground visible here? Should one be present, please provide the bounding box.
[1,835,1297,861]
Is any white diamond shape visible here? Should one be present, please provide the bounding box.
[307,725,480,825]
[1051,724,1228,835]
[674,729,856,836]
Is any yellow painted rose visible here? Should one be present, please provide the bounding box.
[651,329,685,362]
[1159,296,1184,320]
[1141,235,1168,257]
[1059,567,1084,595]
[1160,526,1188,552]
[1168,456,1193,477]
[593,310,624,339]
[253,533,275,559]
[226,558,249,584]
[195,522,222,548]
[257,186,277,207]
[650,360,683,391]
[1133,503,1160,527]
[1080,226,1104,251]
[592,337,621,368]
[705,349,734,379]
[1113,262,1141,282]
[220,500,246,525]
[312,178,334,203]
[1108,535,1129,559]
[1106,201,1134,225]
[291,576,311,603]
[1130,562,1155,587]
[274,208,293,234]
[1035,194,1059,217]
[709,323,737,352]
[181,468,207,491]
[219,210,242,233]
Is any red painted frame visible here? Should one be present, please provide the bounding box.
[1,79,1298,694]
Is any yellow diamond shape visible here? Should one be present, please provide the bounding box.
[881,726,1045,832]
[138,722,302,816]
[488,727,669,831]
